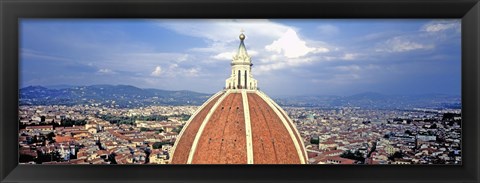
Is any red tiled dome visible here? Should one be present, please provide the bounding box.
[170,90,307,164]
[170,33,307,164]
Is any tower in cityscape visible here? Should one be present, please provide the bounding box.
[170,32,307,164]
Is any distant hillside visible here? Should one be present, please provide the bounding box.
[274,92,461,110]
[20,85,212,108]
[20,86,461,109]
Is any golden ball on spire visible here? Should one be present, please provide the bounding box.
[239,33,245,40]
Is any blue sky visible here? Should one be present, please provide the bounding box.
[20,19,461,97]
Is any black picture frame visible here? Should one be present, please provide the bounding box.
[1,0,479,182]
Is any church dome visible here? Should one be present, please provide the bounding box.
[170,33,307,164]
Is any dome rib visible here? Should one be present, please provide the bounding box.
[171,90,307,164]
[267,95,308,161]
[170,91,225,164]
[255,91,306,164]
[247,92,301,164]
[190,92,247,164]
[258,90,308,163]
[241,90,254,164]
[247,93,277,163]
[187,90,231,164]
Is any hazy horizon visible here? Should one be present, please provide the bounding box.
[20,83,461,99]
[20,19,461,96]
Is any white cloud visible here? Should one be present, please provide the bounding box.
[341,53,357,60]
[97,52,193,76]
[212,52,235,60]
[313,47,330,53]
[156,64,202,78]
[21,48,73,62]
[255,57,314,73]
[246,50,258,56]
[334,64,381,73]
[189,42,231,53]
[98,68,115,74]
[265,29,317,58]
[185,68,200,77]
[336,65,361,72]
[376,37,434,53]
[421,20,460,32]
[212,50,259,61]
[158,19,289,43]
[158,19,338,75]
[256,63,288,73]
[151,66,162,77]
[176,54,190,62]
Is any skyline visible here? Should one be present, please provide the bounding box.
[20,19,461,96]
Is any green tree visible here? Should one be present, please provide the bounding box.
[152,142,170,149]
[19,154,35,163]
[388,151,404,161]
[172,125,184,133]
[46,132,56,142]
[404,130,413,136]
[140,127,149,132]
[341,150,365,162]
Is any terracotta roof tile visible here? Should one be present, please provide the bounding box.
[171,92,306,164]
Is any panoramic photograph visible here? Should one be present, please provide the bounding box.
[18,19,461,164]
